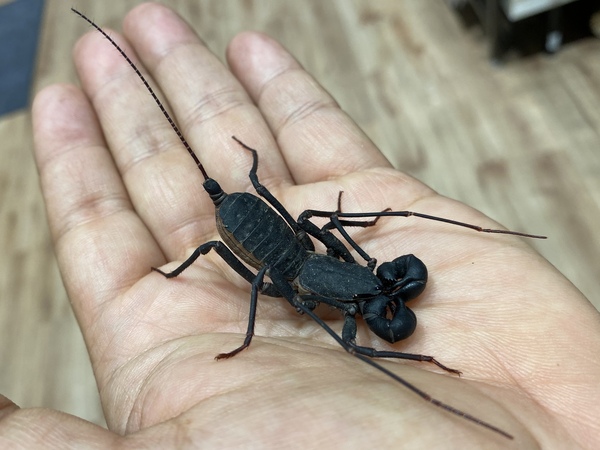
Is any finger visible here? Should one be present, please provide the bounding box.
[227,32,392,184]
[31,84,163,362]
[72,24,217,262]
[122,3,292,194]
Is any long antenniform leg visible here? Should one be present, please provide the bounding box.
[302,209,547,239]
[265,272,513,440]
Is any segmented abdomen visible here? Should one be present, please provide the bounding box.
[216,193,308,279]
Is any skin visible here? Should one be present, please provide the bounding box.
[2,2,599,448]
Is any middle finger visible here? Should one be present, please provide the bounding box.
[123,4,297,205]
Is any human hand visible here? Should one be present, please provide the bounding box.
[6,3,600,448]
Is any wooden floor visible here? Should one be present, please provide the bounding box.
[1,0,599,426]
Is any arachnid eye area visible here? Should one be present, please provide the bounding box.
[203,179,225,204]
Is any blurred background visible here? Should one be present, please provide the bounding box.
[1,0,599,426]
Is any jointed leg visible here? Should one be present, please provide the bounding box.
[298,193,390,268]
[293,292,460,375]
[297,213,356,263]
[231,136,315,251]
[215,266,268,360]
[234,269,510,439]
[302,208,546,239]
[152,240,280,297]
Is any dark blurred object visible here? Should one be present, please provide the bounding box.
[0,0,45,116]
[590,8,600,37]
[447,0,599,62]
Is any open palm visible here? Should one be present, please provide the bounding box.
[5,3,598,449]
